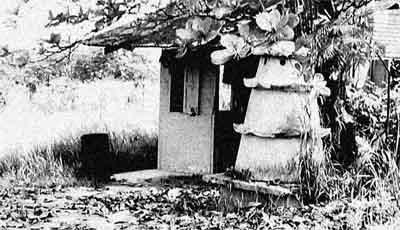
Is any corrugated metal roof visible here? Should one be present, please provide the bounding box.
[372,9,400,58]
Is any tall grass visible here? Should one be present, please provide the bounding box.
[299,128,400,199]
[294,81,400,227]
[0,77,159,185]
[297,137,400,227]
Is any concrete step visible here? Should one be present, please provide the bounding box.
[110,169,193,185]
[202,173,301,209]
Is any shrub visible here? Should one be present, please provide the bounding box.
[299,81,400,203]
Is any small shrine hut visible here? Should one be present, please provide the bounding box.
[82,0,330,182]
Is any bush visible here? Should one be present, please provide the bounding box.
[299,81,400,203]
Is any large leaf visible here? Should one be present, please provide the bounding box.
[266,41,296,57]
[200,17,223,43]
[210,49,235,65]
[294,46,310,57]
[211,6,235,19]
[218,34,250,59]
[276,11,299,30]
[203,30,219,44]
[287,14,300,28]
[191,17,210,35]
[247,24,269,46]
[175,46,188,58]
[176,28,200,44]
[237,44,251,58]
[238,20,251,39]
[255,10,280,32]
[185,17,222,44]
[220,34,245,51]
[276,26,295,41]
[276,10,289,30]
[252,44,269,55]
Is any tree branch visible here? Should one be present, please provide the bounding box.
[31,40,82,63]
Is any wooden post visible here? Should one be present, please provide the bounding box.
[376,54,392,137]
[387,59,392,137]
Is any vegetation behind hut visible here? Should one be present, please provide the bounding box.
[0,48,160,186]
[3,0,400,228]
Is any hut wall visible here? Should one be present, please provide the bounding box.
[158,59,218,174]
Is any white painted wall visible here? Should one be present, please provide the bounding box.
[158,60,218,174]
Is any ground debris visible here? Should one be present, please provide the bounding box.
[0,184,397,229]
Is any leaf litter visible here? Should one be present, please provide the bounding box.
[0,183,397,229]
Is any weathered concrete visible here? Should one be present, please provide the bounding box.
[235,57,324,182]
[203,174,298,196]
[111,169,192,184]
[203,173,301,210]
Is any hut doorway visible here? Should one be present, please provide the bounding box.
[213,56,259,173]
[158,49,258,174]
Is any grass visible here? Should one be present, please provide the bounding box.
[0,77,159,185]
[0,129,158,186]
[1,64,400,227]
[295,133,400,228]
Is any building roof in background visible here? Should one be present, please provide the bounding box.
[371,0,400,58]
[370,0,400,10]
[372,10,400,59]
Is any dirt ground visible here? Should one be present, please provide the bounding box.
[0,183,232,230]
[0,183,398,230]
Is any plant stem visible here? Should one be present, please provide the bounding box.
[258,0,266,11]
[375,53,391,138]
[387,60,392,138]
[395,107,400,164]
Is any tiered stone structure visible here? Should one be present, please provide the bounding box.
[234,56,325,182]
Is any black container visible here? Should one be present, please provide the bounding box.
[80,133,113,181]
